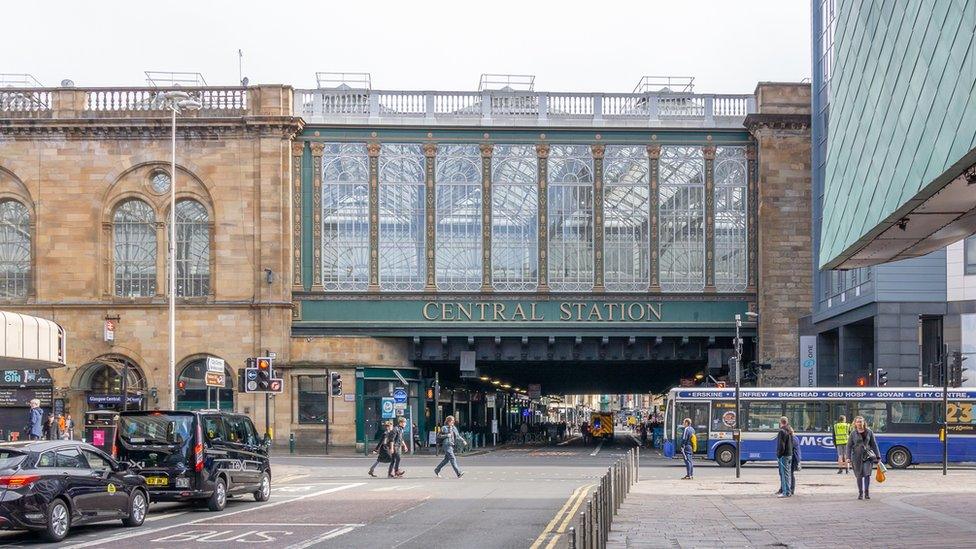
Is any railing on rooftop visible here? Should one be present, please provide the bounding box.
[0,87,249,118]
[296,88,755,128]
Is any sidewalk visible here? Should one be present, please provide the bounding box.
[608,465,976,548]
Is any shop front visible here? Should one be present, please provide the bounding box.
[355,368,424,453]
[0,369,53,440]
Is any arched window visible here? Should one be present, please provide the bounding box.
[0,200,30,298]
[83,356,146,411]
[491,145,538,292]
[114,199,157,297]
[548,145,594,292]
[435,144,482,291]
[379,144,426,291]
[176,358,234,411]
[322,143,370,291]
[659,146,705,292]
[175,199,211,297]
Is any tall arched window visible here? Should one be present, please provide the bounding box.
[0,200,30,298]
[322,143,370,291]
[114,199,157,297]
[379,144,426,292]
[604,146,650,292]
[714,147,748,292]
[491,145,538,292]
[175,199,211,297]
[659,146,705,292]
[176,358,234,411]
[548,145,594,292]
[435,144,482,291]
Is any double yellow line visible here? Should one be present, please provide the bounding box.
[530,483,596,549]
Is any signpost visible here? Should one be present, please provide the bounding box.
[381,397,395,419]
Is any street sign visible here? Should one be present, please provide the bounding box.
[246,380,258,391]
[206,357,225,374]
[205,371,225,388]
[460,351,476,372]
[103,320,115,342]
[528,384,541,399]
[268,378,283,393]
[486,394,496,407]
[393,387,407,404]
[246,368,258,381]
[381,397,395,419]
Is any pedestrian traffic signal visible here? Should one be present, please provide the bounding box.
[331,372,342,396]
[876,368,888,387]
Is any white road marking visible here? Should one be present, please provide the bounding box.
[202,522,365,527]
[371,484,422,492]
[590,440,605,456]
[145,510,189,522]
[283,526,359,549]
[62,482,365,548]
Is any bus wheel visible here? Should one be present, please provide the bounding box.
[887,446,912,469]
[714,444,736,467]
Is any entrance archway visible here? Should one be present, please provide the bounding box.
[79,356,147,412]
[176,357,234,411]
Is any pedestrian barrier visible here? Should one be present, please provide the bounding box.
[568,446,639,549]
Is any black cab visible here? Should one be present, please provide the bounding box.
[114,410,271,511]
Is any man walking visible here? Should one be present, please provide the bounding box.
[26,399,43,441]
[389,417,408,478]
[776,416,794,498]
[833,415,850,474]
[434,415,467,478]
[680,418,695,480]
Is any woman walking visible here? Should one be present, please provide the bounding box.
[367,421,394,477]
[846,415,881,500]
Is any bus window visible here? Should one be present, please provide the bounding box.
[890,401,935,424]
[745,402,783,431]
[711,401,737,432]
[829,403,852,425]
[785,402,828,432]
[854,402,888,433]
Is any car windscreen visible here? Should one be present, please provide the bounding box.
[0,450,27,470]
[118,413,194,447]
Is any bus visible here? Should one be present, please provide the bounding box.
[662,387,976,469]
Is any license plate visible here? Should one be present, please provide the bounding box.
[145,476,169,487]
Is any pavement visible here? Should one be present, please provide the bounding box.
[609,457,976,549]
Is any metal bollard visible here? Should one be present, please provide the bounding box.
[569,526,576,549]
[289,432,295,454]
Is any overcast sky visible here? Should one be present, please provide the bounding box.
[4,0,810,93]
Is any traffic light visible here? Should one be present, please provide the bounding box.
[242,357,275,393]
[331,372,342,396]
[949,350,969,387]
[856,376,867,387]
[177,379,187,396]
[876,368,888,387]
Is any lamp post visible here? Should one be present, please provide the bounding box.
[734,311,758,479]
[158,91,201,409]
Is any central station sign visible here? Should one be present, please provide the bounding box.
[421,301,664,322]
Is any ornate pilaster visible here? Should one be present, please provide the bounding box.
[367,142,381,292]
[291,141,305,289]
[423,142,438,292]
[536,143,550,292]
[591,144,606,293]
[310,142,325,289]
[746,144,758,292]
[703,144,716,293]
[480,143,494,293]
[647,145,661,292]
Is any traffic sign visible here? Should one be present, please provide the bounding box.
[381,397,395,419]
[246,380,258,391]
[206,357,225,374]
[246,368,258,381]
[393,387,407,403]
[205,371,225,388]
[269,378,284,393]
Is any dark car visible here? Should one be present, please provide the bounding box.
[0,440,148,542]
[114,410,271,512]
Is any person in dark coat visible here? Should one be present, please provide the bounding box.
[775,417,794,497]
[847,415,881,500]
[367,421,394,477]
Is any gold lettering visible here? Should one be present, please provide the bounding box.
[493,303,507,321]
[559,302,572,321]
[573,303,585,320]
[606,302,618,321]
[442,303,455,321]
[423,302,438,321]
[476,302,488,321]
[530,303,544,321]
[587,304,604,321]
[512,303,528,321]
[647,303,662,321]
[457,303,472,321]
[627,302,645,321]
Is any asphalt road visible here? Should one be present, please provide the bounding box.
[0,434,639,548]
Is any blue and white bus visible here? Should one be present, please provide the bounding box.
[663,387,976,468]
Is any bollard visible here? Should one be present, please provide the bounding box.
[569,525,576,549]
[289,432,295,454]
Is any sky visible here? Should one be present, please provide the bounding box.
[3,0,811,93]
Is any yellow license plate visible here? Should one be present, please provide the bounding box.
[145,476,169,486]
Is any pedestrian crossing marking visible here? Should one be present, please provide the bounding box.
[371,484,422,492]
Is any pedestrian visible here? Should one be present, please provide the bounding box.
[519,421,529,444]
[679,418,695,480]
[847,415,881,500]
[388,417,408,478]
[434,415,467,478]
[775,416,793,497]
[45,414,56,440]
[57,414,68,439]
[778,426,802,495]
[65,413,75,440]
[368,421,394,477]
[833,414,850,474]
[640,422,648,448]
[26,399,44,441]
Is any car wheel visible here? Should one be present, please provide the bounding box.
[887,446,912,469]
[254,471,271,502]
[207,477,227,511]
[714,444,736,467]
[42,499,70,542]
[123,490,148,527]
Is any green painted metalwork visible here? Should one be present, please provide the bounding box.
[302,145,314,291]
[300,127,751,145]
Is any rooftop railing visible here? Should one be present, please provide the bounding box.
[0,87,264,119]
[296,88,755,128]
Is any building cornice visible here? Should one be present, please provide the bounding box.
[0,116,305,140]
[743,113,811,132]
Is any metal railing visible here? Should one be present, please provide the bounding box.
[569,446,639,549]
[296,88,754,128]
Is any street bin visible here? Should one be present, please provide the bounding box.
[84,410,118,454]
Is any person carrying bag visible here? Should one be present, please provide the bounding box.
[846,415,882,500]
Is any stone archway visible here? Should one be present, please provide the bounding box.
[176,356,234,411]
[76,355,147,412]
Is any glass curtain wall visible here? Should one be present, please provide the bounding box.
[548,145,594,292]
[603,145,650,292]
[491,145,538,292]
[435,144,483,291]
[658,146,705,292]
[379,144,426,291]
[322,143,370,291]
[714,146,748,291]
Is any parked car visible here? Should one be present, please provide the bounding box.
[114,410,271,512]
[0,440,148,542]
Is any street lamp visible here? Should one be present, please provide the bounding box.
[734,311,759,479]
[158,91,202,409]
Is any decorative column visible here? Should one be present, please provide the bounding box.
[291,141,305,290]
[480,143,494,293]
[536,143,550,292]
[703,144,716,293]
[591,143,606,293]
[155,220,166,298]
[310,142,325,289]
[367,142,381,292]
[647,144,661,292]
[746,144,758,292]
[423,143,438,292]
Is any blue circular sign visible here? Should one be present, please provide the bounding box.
[246,369,258,380]
[382,400,394,413]
[393,388,408,403]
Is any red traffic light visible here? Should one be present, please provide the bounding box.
[177,380,187,390]
[856,376,867,387]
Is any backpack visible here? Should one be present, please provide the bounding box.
[690,433,698,452]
